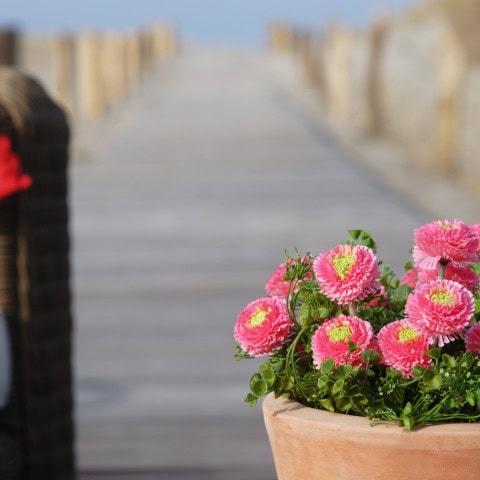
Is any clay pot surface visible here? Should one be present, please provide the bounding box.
[263,393,480,480]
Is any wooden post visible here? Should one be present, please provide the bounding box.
[0,29,18,66]
[52,35,75,119]
[268,23,291,52]
[76,32,104,119]
[365,18,389,137]
[126,31,142,90]
[324,23,354,123]
[141,27,155,71]
[434,25,465,175]
[153,24,176,62]
[101,32,128,109]
[298,31,323,89]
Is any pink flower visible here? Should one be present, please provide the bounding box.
[465,323,480,355]
[234,297,293,357]
[377,320,431,377]
[405,280,474,346]
[0,135,32,200]
[311,314,374,367]
[265,258,311,298]
[400,268,418,289]
[417,263,479,292]
[413,219,479,269]
[470,223,480,258]
[313,244,380,305]
[362,286,388,309]
[265,263,290,297]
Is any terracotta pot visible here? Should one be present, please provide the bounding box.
[263,393,480,480]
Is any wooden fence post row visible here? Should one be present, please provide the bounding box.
[274,15,480,188]
[0,67,74,479]
[0,24,177,121]
[0,29,17,66]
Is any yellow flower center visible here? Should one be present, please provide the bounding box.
[328,325,352,342]
[398,328,418,343]
[247,308,269,328]
[430,291,454,305]
[437,221,459,230]
[332,254,356,280]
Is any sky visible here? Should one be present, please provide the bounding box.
[1,0,421,46]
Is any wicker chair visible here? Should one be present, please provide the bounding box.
[0,67,74,479]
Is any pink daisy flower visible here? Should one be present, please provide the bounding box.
[400,268,418,289]
[265,258,311,298]
[377,320,431,377]
[405,279,474,346]
[413,219,479,270]
[234,297,293,357]
[311,314,374,368]
[417,263,479,292]
[465,323,480,355]
[470,222,480,258]
[313,244,380,305]
[265,263,290,297]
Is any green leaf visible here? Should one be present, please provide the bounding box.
[259,363,275,387]
[352,393,369,406]
[250,374,268,397]
[423,370,442,390]
[319,398,335,412]
[332,379,345,395]
[466,393,476,407]
[333,365,353,379]
[411,366,424,378]
[402,416,415,431]
[269,357,286,372]
[348,229,361,240]
[245,393,258,407]
[426,347,442,360]
[402,402,413,417]
[348,341,360,353]
[280,375,295,390]
[320,358,335,375]
[233,344,250,361]
[336,396,353,412]
[317,375,330,389]
[298,303,311,325]
[361,349,381,365]
[316,307,331,319]
[442,354,457,368]
[390,284,412,303]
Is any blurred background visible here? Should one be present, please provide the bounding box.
[1,0,479,478]
[1,1,419,45]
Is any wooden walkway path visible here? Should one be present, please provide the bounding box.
[71,45,474,478]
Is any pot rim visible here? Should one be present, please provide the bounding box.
[262,392,480,436]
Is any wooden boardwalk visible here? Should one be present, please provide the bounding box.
[71,45,475,478]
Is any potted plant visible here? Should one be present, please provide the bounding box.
[234,219,480,480]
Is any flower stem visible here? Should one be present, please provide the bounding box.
[349,303,357,316]
[438,259,449,280]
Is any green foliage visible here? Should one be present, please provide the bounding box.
[370,352,480,430]
[346,229,376,252]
